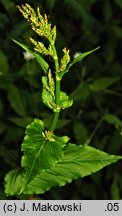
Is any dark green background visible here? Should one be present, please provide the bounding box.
[0,0,122,199]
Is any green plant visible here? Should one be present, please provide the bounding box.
[4,3,122,196]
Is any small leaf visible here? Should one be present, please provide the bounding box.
[8,85,26,117]
[24,144,122,194]
[13,40,49,73]
[67,47,100,71]
[60,91,73,109]
[104,114,122,129]
[89,77,120,91]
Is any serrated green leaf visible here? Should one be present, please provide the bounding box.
[24,144,122,194]
[8,85,26,117]
[89,77,120,91]
[13,40,49,73]
[5,119,69,195]
[4,169,24,196]
[20,119,69,192]
[66,47,100,72]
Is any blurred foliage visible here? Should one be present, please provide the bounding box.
[0,0,122,199]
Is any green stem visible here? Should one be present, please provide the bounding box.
[50,44,61,131]
[56,80,60,104]
[50,112,60,131]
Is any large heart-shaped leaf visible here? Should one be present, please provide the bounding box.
[5,141,122,195]
[21,119,69,172]
[23,144,122,194]
[5,119,69,195]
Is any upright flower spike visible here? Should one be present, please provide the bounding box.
[30,38,53,57]
[59,48,70,73]
[51,26,57,44]
[17,4,38,25]
[17,4,57,45]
